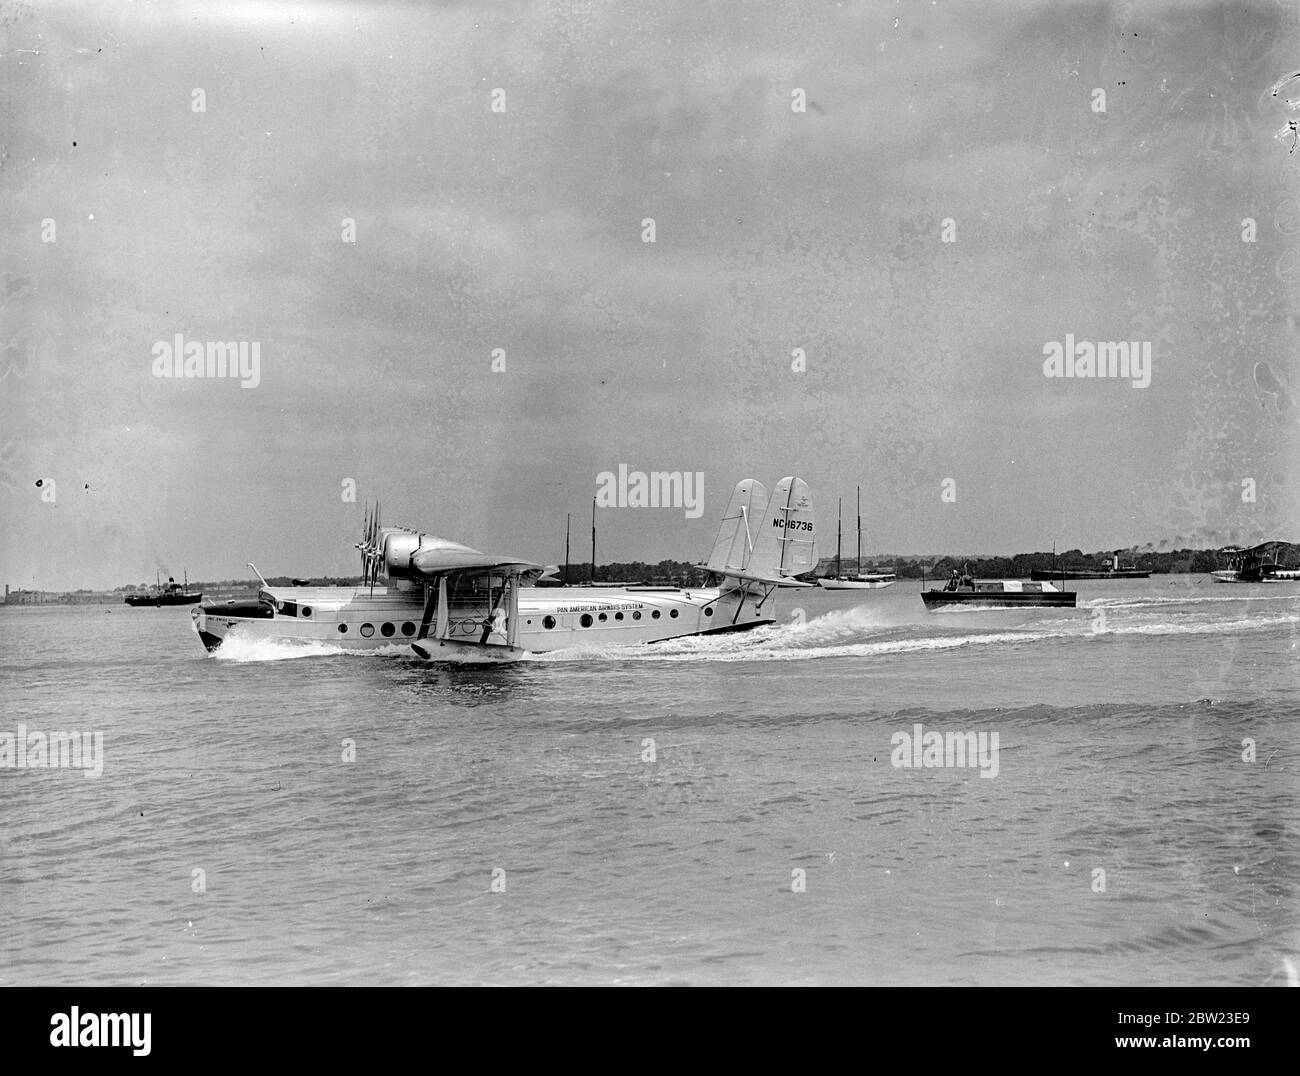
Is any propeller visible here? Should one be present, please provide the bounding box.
[355,502,383,590]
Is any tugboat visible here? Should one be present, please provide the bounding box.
[922,566,1075,608]
[124,571,203,607]
[817,487,895,589]
[1030,551,1149,581]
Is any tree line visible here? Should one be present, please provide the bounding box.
[172,548,1237,591]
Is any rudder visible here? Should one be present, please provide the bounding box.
[748,476,816,579]
[706,479,769,574]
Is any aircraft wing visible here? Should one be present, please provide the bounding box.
[409,543,541,577]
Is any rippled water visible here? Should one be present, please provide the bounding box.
[1,578,1297,985]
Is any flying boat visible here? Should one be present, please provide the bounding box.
[1210,541,1300,583]
[191,477,817,662]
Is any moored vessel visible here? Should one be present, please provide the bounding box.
[124,572,202,607]
[1029,551,1148,581]
[1210,541,1299,583]
[817,487,895,589]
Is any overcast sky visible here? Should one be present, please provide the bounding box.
[3,0,1298,589]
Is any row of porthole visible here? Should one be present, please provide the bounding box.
[532,607,711,630]
[333,608,714,635]
[337,622,417,638]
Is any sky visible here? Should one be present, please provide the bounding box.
[2,0,1298,589]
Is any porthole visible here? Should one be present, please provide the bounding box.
[579,614,593,628]
[401,622,415,637]
[598,612,608,622]
[381,622,395,638]
[301,606,312,618]
[704,607,713,617]
[359,623,375,638]
[338,624,348,633]
[614,612,624,621]
[670,609,679,618]
[543,615,556,630]
[652,610,661,619]
[632,611,641,620]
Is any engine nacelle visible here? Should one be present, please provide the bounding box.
[382,530,426,582]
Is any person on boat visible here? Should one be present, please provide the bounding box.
[944,570,960,592]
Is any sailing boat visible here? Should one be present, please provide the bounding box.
[817,487,895,589]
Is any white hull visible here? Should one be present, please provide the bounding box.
[1211,570,1300,583]
[194,474,815,664]
[817,576,895,590]
[821,488,890,590]
[193,583,775,663]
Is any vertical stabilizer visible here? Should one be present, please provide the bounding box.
[706,479,769,574]
[748,476,816,578]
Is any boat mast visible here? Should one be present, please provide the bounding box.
[564,513,570,587]
[590,496,596,586]
[856,485,862,576]
[835,497,842,578]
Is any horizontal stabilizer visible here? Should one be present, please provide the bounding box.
[720,568,814,588]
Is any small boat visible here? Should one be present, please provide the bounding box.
[922,569,1075,608]
[1211,541,1299,583]
[1029,551,1148,581]
[125,571,202,607]
[818,487,895,589]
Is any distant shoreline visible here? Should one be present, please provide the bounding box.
[4,545,1275,607]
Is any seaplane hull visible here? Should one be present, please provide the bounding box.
[192,477,816,664]
[193,588,431,654]
[193,584,777,660]
[516,586,775,652]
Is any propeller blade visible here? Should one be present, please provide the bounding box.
[359,503,370,582]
